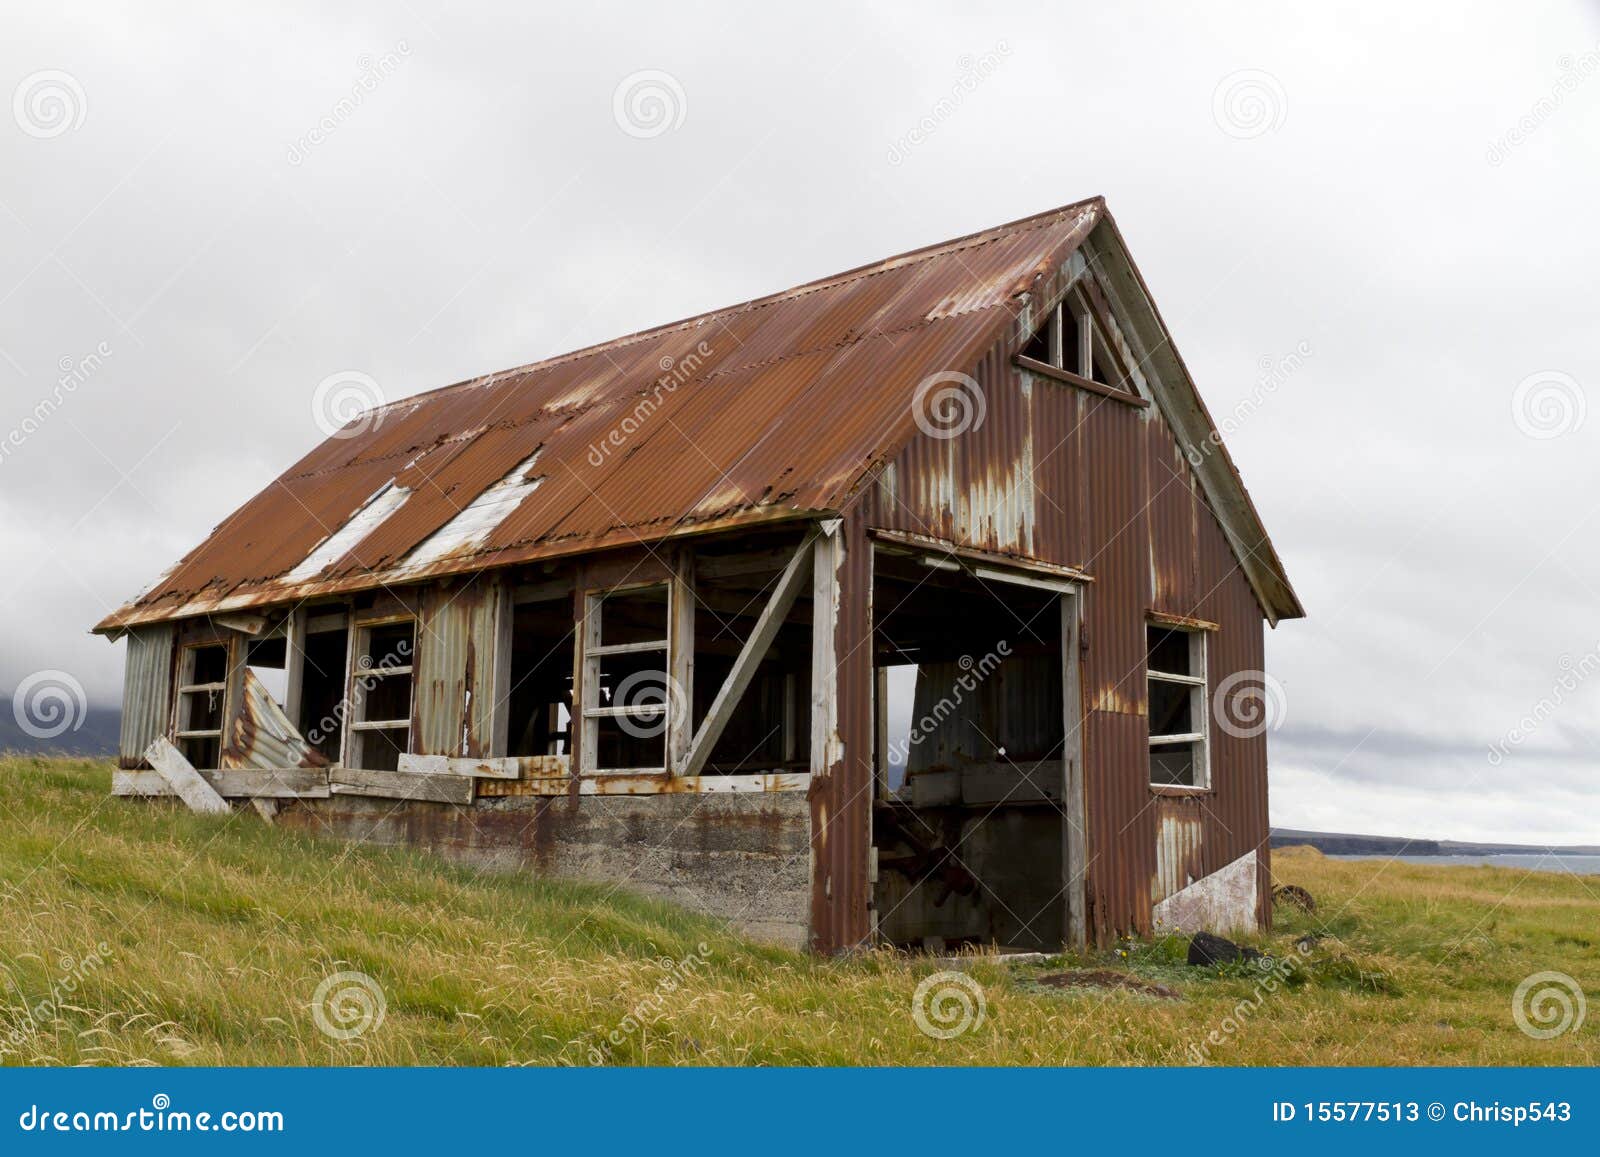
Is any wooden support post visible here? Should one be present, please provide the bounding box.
[144,736,231,815]
[283,605,306,730]
[666,548,696,772]
[677,530,818,778]
[809,521,841,779]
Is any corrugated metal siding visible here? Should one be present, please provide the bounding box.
[864,307,1272,943]
[1147,407,1199,614]
[1153,799,1206,903]
[414,574,506,758]
[118,624,174,768]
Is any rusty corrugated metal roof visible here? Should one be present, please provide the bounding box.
[96,196,1301,631]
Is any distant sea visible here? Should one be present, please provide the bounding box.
[1329,853,1600,875]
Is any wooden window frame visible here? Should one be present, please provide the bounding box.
[1014,285,1149,409]
[1147,626,1210,791]
[579,582,672,775]
[172,641,230,768]
[344,613,417,770]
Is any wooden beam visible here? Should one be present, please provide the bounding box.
[810,522,842,778]
[213,611,269,636]
[398,753,522,779]
[329,767,474,804]
[666,548,696,772]
[143,737,231,815]
[1013,355,1150,409]
[114,766,331,799]
[677,530,817,777]
[282,606,306,729]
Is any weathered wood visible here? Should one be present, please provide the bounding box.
[249,797,278,823]
[678,531,816,777]
[143,737,231,815]
[397,753,523,779]
[958,762,1065,805]
[282,606,306,728]
[477,770,808,797]
[329,767,475,804]
[666,549,695,772]
[1013,354,1150,409]
[213,611,268,636]
[113,766,332,799]
[810,523,842,780]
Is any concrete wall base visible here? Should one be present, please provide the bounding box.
[277,791,813,949]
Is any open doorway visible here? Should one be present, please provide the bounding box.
[870,548,1078,952]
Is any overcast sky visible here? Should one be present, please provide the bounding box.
[3,3,1598,843]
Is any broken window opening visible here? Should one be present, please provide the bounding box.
[174,642,229,769]
[580,584,671,772]
[296,613,350,763]
[245,635,289,708]
[347,617,416,771]
[1018,289,1133,394]
[505,595,576,758]
[1147,624,1208,788]
[689,537,814,775]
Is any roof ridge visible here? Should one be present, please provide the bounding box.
[359,196,1105,416]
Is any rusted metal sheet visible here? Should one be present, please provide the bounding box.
[1153,799,1205,903]
[118,623,174,769]
[414,573,506,757]
[221,668,329,770]
[862,259,1274,945]
[96,203,1111,633]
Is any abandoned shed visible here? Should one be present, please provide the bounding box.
[94,197,1303,953]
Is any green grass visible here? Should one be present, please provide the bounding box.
[1,754,1596,1065]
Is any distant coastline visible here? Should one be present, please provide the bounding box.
[1271,828,1600,858]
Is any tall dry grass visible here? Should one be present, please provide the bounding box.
[1,754,1595,1065]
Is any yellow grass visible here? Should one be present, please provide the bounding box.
[0,754,1595,1065]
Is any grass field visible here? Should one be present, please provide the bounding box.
[0,754,1595,1066]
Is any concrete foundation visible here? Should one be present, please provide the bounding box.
[277,790,813,948]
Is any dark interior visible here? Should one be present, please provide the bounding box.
[870,551,1068,952]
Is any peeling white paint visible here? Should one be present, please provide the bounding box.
[1151,849,1259,936]
[399,449,544,570]
[284,480,412,582]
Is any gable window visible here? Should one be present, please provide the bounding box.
[1147,624,1208,788]
[174,642,229,769]
[579,584,673,772]
[1018,286,1131,393]
[347,617,416,771]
